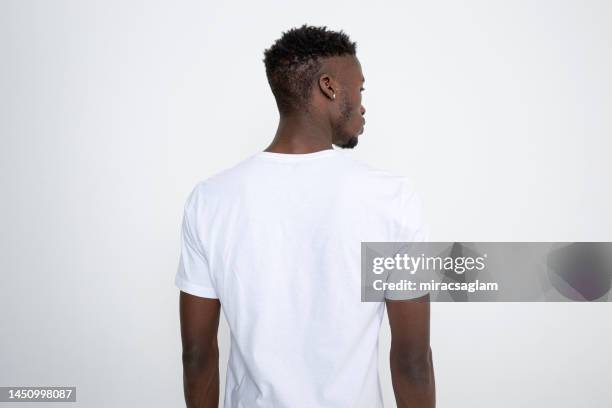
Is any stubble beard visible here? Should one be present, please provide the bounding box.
[334,94,359,149]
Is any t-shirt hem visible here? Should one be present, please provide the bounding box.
[384,291,431,301]
[175,275,219,299]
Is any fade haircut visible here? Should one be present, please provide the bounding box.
[263,24,357,116]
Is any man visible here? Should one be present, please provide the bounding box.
[175,24,435,407]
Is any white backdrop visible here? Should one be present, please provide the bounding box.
[1,1,611,407]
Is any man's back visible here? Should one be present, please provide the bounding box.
[175,148,427,407]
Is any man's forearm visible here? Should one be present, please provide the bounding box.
[182,346,220,408]
[390,346,435,408]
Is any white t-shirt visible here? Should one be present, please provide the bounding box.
[175,148,428,408]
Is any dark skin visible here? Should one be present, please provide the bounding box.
[387,294,436,408]
[179,292,220,408]
[179,54,435,407]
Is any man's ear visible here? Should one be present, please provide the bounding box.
[318,74,337,101]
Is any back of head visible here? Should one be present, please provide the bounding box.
[263,24,357,116]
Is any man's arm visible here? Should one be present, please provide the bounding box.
[386,294,435,408]
[179,291,221,408]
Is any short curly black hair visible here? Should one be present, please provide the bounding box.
[263,24,357,115]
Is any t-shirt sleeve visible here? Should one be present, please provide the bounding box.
[174,186,219,299]
[384,179,431,301]
[398,179,430,243]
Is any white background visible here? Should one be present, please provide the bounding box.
[1,1,611,407]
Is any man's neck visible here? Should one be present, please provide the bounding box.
[265,114,333,153]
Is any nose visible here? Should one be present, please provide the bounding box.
[360,105,366,116]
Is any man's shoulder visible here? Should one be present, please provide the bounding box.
[339,153,428,240]
[184,154,260,209]
[196,154,260,191]
[339,153,417,194]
